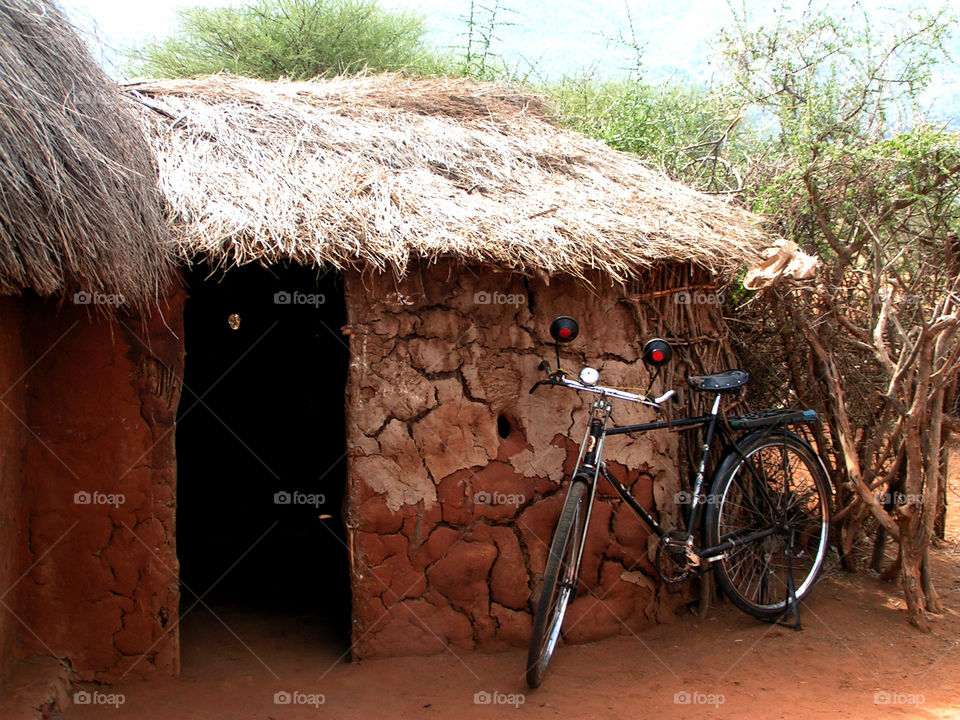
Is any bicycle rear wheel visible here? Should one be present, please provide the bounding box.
[706,431,831,618]
[525,478,588,688]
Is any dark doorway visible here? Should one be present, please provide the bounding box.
[175,262,351,658]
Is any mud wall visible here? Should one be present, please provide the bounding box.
[18,290,184,681]
[344,262,690,658]
[0,298,28,683]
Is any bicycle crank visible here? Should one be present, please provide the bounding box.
[655,530,700,585]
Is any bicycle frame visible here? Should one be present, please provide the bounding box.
[566,390,788,582]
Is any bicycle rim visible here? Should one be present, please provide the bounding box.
[526,481,587,687]
[709,434,830,617]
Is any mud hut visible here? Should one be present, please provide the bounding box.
[124,76,766,667]
[1,49,767,685]
[0,0,176,689]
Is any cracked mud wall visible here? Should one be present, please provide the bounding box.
[18,289,185,681]
[344,261,693,659]
[0,298,28,682]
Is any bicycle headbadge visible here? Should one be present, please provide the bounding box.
[549,316,579,343]
[642,338,673,367]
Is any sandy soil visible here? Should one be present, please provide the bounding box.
[63,462,960,720]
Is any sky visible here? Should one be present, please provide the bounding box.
[60,0,732,80]
[60,0,959,122]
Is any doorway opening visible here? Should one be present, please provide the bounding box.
[175,261,351,670]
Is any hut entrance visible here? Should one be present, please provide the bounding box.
[175,262,351,666]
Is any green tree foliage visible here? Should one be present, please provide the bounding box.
[720,2,960,628]
[451,0,537,82]
[723,4,952,142]
[130,0,439,80]
[549,77,749,193]
[542,2,751,194]
[720,2,957,217]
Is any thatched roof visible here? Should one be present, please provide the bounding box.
[129,74,766,282]
[0,0,170,306]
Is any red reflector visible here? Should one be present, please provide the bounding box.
[559,328,571,338]
[652,350,663,361]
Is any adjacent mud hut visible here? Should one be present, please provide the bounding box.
[1,34,767,685]
[0,0,176,685]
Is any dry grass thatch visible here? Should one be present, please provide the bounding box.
[0,0,171,306]
[129,74,767,282]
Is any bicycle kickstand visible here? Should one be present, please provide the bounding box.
[781,528,802,631]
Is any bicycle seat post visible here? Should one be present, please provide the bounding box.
[684,392,723,539]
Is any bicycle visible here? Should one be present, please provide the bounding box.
[525,316,832,688]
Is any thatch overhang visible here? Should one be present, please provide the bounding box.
[0,0,171,307]
[128,74,766,283]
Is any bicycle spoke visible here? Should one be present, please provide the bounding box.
[718,526,764,545]
[724,472,767,524]
[709,433,830,617]
[737,451,781,518]
[743,550,768,603]
[727,543,761,587]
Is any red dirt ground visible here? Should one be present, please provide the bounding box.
[63,459,960,720]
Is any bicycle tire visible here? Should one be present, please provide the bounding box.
[706,430,831,618]
[525,478,588,688]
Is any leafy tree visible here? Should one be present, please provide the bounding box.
[451,0,538,82]
[721,1,960,630]
[130,0,439,80]
[549,77,749,193]
[543,1,751,194]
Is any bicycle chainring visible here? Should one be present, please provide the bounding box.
[655,531,695,585]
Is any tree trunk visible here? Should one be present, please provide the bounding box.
[880,551,901,583]
[921,547,943,614]
[897,510,929,631]
[869,524,886,573]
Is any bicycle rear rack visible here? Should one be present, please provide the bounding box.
[725,409,818,431]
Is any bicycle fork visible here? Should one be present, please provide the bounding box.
[566,399,611,590]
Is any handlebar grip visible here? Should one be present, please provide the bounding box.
[654,389,678,405]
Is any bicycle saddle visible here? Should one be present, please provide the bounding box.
[687,369,749,393]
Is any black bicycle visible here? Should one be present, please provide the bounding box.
[525,316,832,688]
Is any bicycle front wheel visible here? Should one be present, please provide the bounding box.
[706,431,831,618]
[525,478,588,688]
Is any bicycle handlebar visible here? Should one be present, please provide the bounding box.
[529,368,678,412]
